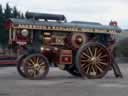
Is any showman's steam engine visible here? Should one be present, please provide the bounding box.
[5,12,122,79]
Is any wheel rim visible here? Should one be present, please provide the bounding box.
[23,55,49,79]
[17,54,28,78]
[78,43,111,78]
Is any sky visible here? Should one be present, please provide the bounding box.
[0,0,128,29]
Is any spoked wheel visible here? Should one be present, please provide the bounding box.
[22,54,49,80]
[76,42,111,79]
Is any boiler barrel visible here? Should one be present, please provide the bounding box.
[26,12,66,21]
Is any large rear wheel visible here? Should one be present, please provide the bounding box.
[76,42,111,79]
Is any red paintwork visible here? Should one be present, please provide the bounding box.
[0,61,16,65]
[42,48,72,64]
[5,20,11,30]
[16,34,29,45]
[60,55,72,64]
[56,50,72,64]
[0,56,17,65]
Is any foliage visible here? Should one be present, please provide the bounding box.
[0,3,25,47]
[4,3,12,19]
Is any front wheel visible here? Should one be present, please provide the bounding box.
[21,54,49,80]
[76,42,111,79]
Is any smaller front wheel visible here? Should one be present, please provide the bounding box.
[22,54,49,80]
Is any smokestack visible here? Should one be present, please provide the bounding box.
[109,20,118,27]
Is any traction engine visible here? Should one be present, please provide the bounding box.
[6,12,122,79]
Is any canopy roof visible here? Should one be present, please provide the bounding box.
[9,18,121,33]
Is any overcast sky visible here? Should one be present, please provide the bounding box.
[0,0,128,29]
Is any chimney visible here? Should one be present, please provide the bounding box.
[109,21,118,26]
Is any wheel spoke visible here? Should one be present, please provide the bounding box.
[97,52,102,57]
[98,62,108,66]
[81,52,90,58]
[96,63,103,69]
[88,47,93,57]
[33,69,41,77]
[94,47,98,57]
[27,69,35,76]
[38,57,44,64]
[32,70,38,77]
[81,63,90,70]
[99,55,108,59]
[25,66,33,69]
[81,59,90,63]
[92,65,96,73]
[96,48,102,56]
[40,62,45,66]
[33,57,37,63]
[41,64,47,68]
[86,64,91,73]
[26,61,33,66]
[95,64,103,73]
[36,57,40,64]
[90,65,97,76]
[29,59,35,65]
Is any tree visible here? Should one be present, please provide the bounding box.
[0,4,3,18]
[0,4,4,24]
[1,3,12,47]
[12,6,19,18]
[20,13,25,19]
[4,3,12,19]
[0,4,6,47]
[0,3,25,47]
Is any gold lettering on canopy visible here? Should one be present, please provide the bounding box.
[15,24,116,33]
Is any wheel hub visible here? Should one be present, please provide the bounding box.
[91,57,96,61]
[78,37,82,42]
[90,57,97,64]
[34,64,40,70]
[76,37,83,44]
